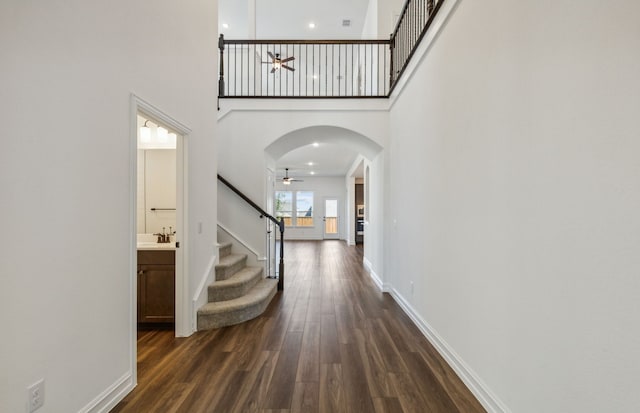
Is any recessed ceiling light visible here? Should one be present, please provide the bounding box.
[308,22,316,29]
[310,171,315,175]
[222,23,229,29]
[342,19,351,27]
[307,162,314,166]
[312,74,318,79]
[312,142,319,147]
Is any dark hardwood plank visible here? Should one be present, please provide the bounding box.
[373,397,405,413]
[291,381,319,413]
[339,342,376,412]
[264,331,304,409]
[319,363,345,413]
[296,322,320,382]
[319,314,341,364]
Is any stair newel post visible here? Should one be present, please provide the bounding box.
[278,218,285,291]
[218,34,225,97]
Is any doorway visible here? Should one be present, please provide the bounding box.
[131,95,190,349]
[323,198,339,239]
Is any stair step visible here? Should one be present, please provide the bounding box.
[218,242,232,259]
[216,253,247,280]
[208,266,263,302]
[197,278,278,330]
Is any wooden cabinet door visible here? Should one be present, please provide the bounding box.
[138,264,175,323]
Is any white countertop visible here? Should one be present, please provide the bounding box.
[137,234,176,251]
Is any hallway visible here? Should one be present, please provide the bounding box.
[112,241,485,412]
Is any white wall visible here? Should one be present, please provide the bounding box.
[362,0,405,39]
[0,1,217,412]
[387,1,640,411]
[275,176,347,240]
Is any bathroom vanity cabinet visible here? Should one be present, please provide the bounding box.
[137,250,175,324]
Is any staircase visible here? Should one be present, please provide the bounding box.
[197,242,278,330]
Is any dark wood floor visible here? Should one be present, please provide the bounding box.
[112,240,485,413]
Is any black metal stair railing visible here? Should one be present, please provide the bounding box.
[217,174,285,291]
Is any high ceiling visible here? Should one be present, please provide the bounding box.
[219,0,371,39]
[219,0,372,179]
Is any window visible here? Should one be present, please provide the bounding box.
[275,191,292,226]
[296,191,313,227]
[275,190,313,227]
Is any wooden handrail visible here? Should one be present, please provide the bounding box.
[217,174,285,290]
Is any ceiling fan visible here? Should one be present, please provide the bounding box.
[263,52,295,73]
[282,168,303,185]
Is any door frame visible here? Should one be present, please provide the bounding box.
[129,94,191,383]
[323,197,340,239]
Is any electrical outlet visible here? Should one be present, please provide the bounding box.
[27,379,45,412]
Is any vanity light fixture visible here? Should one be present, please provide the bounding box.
[140,120,151,143]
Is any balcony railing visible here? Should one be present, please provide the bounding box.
[219,38,391,98]
[390,0,444,93]
[218,0,445,98]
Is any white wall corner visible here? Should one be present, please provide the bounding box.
[79,372,134,413]
[388,288,510,413]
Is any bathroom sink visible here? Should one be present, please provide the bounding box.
[136,241,175,250]
[137,234,175,250]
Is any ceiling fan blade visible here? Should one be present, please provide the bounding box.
[270,67,276,73]
[282,65,295,72]
[267,51,275,60]
[280,56,295,63]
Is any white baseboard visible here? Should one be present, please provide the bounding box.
[79,372,134,413]
[363,257,383,291]
[388,287,510,413]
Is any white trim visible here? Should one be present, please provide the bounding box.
[217,223,266,261]
[388,287,510,413]
[79,372,133,413]
[192,251,218,332]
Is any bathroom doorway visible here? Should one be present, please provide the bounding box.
[131,95,190,347]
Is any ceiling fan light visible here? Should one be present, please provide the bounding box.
[283,179,291,185]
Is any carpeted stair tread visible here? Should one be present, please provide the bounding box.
[197,278,278,330]
[218,242,232,259]
[208,266,263,302]
[215,253,247,280]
